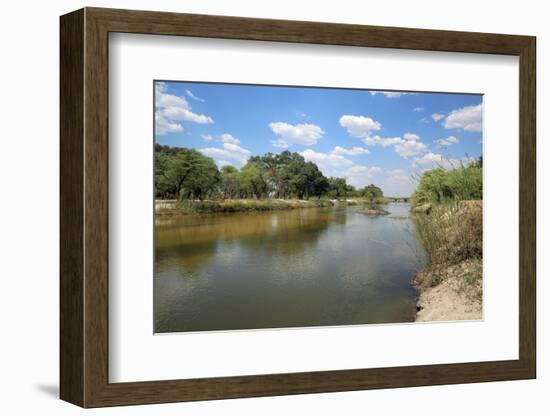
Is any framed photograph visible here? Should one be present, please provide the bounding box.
[60,7,536,408]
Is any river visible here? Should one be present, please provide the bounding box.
[154,203,425,333]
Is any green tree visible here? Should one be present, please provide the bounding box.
[361,184,384,207]
[327,177,348,199]
[155,147,220,200]
[220,165,240,199]
[238,162,269,198]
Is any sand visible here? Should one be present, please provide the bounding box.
[415,259,482,322]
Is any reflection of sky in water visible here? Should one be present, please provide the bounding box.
[154,203,425,333]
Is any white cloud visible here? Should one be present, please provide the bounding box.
[200,142,251,165]
[220,133,240,144]
[343,165,382,188]
[431,113,445,122]
[185,89,205,102]
[269,122,325,147]
[161,107,213,124]
[370,91,415,99]
[382,169,415,197]
[300,149,353,168]
[271,139,290,149]
[413,107,425,112]
[339,115,382,138]
[413,153,460,169]
[394,139,427,158]
[331,146,370,156]
[362,135,404,147]
[403,133,420,141]
[155,112,183,135]
[387,169,411,184]
[443,104,482,132]
[155,82,214,133]
[201,134,214,142]
[435,135,459,147]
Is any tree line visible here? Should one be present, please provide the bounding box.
[155,144,383,202]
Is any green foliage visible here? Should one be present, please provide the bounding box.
[327,177,348,199]
[155,145,370,201]
[360,184,384,207]
[411,158,482,205]
[155,145,220,200]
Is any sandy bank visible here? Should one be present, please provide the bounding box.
[414,259,482,322]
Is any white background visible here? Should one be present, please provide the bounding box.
[110,34,518,382]
[0,0,547,414]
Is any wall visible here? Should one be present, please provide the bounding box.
[0,0,546,414]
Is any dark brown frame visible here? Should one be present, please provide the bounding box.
[60,7,536,408]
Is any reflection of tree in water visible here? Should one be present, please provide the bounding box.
[155,239,219,274]
[155,208,346,264]
[229,208,346,256]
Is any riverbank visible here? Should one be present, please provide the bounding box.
[412,201,483,322]
[155,198,362,215]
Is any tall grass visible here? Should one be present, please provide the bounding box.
[411,159,482,206]
[413,201,482,287]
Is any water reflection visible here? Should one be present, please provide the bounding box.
[154,203,425,333]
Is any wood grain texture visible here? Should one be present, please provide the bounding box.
[59,8,84,407]
[59,7,537,408]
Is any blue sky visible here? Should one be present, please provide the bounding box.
[155,81,483,197]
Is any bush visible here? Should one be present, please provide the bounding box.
[411,160,482,205]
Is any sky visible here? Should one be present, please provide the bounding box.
[154,81,483,197]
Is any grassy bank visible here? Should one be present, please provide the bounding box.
[413,201,483,321]
[411,159,483,321]
[155,198,349,215]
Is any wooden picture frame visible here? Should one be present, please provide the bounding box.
[60,7,536,408]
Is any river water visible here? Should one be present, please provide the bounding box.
[154,203,425,333]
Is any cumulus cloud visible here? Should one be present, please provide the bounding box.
[269,122,325,147]
[387,169,411,184]
[199,133,250,165]
[271,139,290,149]
[220,133,240,144]
[155,112,183,135]
[331,146,370,156]
[343,165,383,188]
[339,115,382,138]
[435,135,459,147]
[185,89,205,102]
[403,133,420,141]
[382,169,415,197]
[413,152,460,169]
[201,134,214,142]
[431,113,445,122]
[154,82,213,135]
[443,104,482,132]
[391,133,427,158]
[161,107,213,124]
[361,135,403,147]
[300,149,353,168]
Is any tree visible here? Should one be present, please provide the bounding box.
[155,147,220,200]
[238,162,269,198]
[327,177,348,199]
[361,184,384,207]
[220,165,240,199]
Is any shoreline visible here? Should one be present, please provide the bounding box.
[154,198,397,216]
[411,201,483,322]
[413,258,482,322]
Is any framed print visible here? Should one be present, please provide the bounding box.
[60,7,536,408]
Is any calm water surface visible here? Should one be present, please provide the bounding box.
[155,203,425,333]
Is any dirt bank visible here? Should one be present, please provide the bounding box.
[414,258,482,322]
